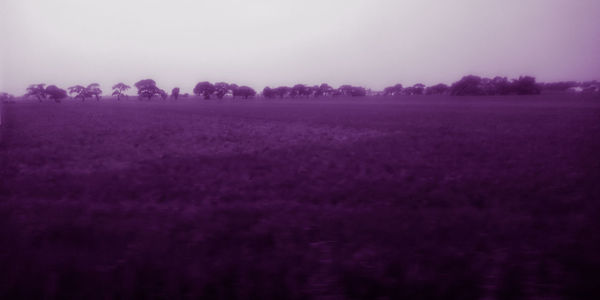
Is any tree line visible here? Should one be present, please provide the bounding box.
[384,76,544,96]
[2,75,598,103]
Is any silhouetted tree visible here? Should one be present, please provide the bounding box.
[425,83,449,95]
[313,83,333,97]
[262,86,276,98]
[193,81,215,99]
[512,76,540,95]
[291,84,310,98]
[338,85,353,96]
[171,87,180,100]
[214,82,229,99]
[404,83,425,95]
[68,85,88,101]
[273,86,290,98]
[112,83,131,101]
[478,78,493,95]
[490,77,512,95]
[26,84,47,102]
[158,89,168,100]
[0,92,15,103]
[383,84,403,96]
[308,85,318,97]
[351,86,367,97]
[227,83,239,97]
[338,85,366,97]
[312,86,322,97]
[450,75,485,96]
[323,84,334,96]
[413,83,425,95]
[45,85,67,103]
[233,86,256,99]
[86,83,102,101]
[135,79,161,100]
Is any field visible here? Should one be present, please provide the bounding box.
[1,95,600,299]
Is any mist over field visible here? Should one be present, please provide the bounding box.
[2,0,600,94]
[2,0,600,299]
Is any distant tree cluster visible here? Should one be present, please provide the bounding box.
[193,82,256,99]
[68,83,102,101]
[382,76,541,97]
[383,83,450,96]
[25,84,68,103]
[449,75,541,96]
[425,84,450,95]
[10,75,599,104]
[135,79,168,101]
[1,92,16,103]
[262,84,365,99]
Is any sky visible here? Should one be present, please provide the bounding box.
[1,0,600,95]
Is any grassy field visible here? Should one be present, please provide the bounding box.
[1,95,600,299]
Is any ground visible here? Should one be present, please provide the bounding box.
[1,95,600,299]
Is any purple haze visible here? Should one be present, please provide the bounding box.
[2,0,600,94]
[1,1,600,299]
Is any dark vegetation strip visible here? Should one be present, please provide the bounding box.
[1,97,600,299]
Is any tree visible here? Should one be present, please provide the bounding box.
[450,75,485,96]
[338,85,353,96]
[86,83,102,101]
[158,89,168,100]
[193,81,215,99]
[262,86,276,98]
[68,85,88,101]
[512,76,540,95]
[214,82,229,99]
[404,83,425,95]
[135,79,161,100]
[491,77,512,95]
[337,85,366,97]
[26,84,47,102]
[233,86,256,99]
[319,83,334,97]
[425,83,449,95]
[291,84,310,98]
[112,83,131,101]
[0,92,15,103]
[350,86,366,97]
[228,83,239,97]
[171,87,180,100]
[308,85,319,97]
[383,84,403,96]
[412,83,425,95]
[45,85,67,103]
[273,86,290,98]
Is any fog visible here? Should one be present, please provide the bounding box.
[1,0,599,94]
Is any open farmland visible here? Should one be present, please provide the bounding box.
[1,95,600,299]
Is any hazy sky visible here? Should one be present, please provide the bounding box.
[1,0,599,94]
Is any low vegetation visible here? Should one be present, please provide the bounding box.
[4,75,599,103]
[1,95,599,298]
